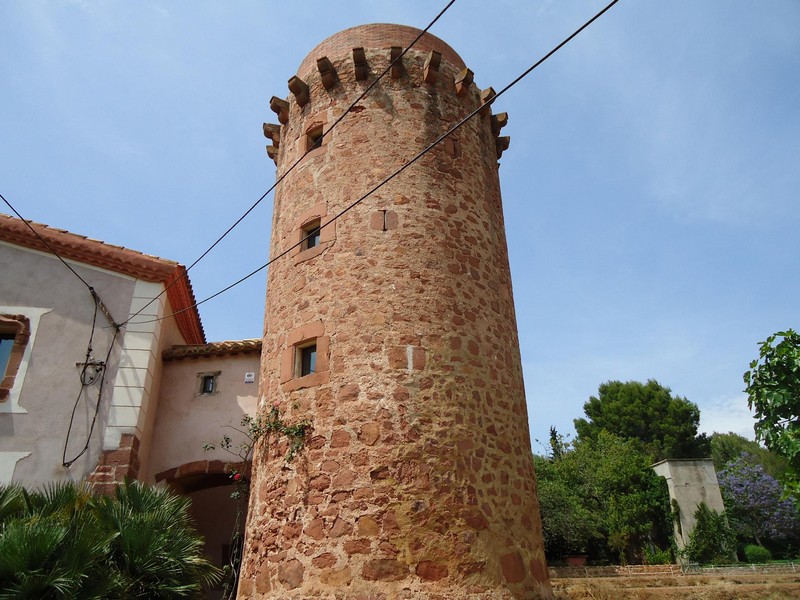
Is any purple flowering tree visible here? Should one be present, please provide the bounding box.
[718,454,800,546]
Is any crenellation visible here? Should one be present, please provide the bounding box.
[479,87,496,116]
[262,123,281,147]
[352,47,368,81]
[269,96,289,125]
[390,46,403,79]
[288,76,310,107]
[491,112,508,137]
[316,57,337,90]
[454,67,474,97]
[423,49,441,84]
[495,136,511,159]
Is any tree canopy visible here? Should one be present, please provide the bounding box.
[718,454,800,548]
[744,329,800,496]
[534,431,671,564]
[574,380,710,461]
[710,432,788,480]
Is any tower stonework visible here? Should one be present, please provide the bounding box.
[239,24,551,599]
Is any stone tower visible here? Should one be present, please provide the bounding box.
[238,24,551,599]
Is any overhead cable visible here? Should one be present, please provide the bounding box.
[126,0,621,327]
[0,192,122,330]
[122,0,459,327]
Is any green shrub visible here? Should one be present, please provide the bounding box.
[644,546,674,564]
[682,502,736,564]
[744,544,772,563]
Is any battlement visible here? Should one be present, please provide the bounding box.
[262,24,510,167]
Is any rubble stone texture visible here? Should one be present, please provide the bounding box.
[238,23,552,599]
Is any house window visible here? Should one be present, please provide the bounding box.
[296,342,317,377]
[301,219,321,250]
[0,334,14,378]
[197,371,221,396]
[0,314,31,403]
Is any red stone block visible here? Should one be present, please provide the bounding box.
[362,559,409,582]
[500,551,526,584]
[416,561,449,581]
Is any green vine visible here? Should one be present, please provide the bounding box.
[202,404,311,598]
[671,498,682,537]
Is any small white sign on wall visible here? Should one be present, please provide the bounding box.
[244,372,255,384]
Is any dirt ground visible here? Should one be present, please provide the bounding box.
[551,573,800,599]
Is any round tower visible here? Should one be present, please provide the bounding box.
[239,24,551,599]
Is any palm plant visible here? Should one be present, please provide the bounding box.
[0,481,221,599]
[95,482,222,598]
[0,483,118,599]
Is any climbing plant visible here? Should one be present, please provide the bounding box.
[203,404,311,598]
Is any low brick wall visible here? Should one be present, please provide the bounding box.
[549,564,680,578]
[549,562,800,578]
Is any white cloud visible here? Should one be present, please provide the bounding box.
[699,393,756,440]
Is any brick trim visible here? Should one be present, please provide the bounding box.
[280,321,330,389]
[291,202,336,264]
[155,458,247,484]
[302,112,328,156]
[0,314,30,402]
[85,433,141,495]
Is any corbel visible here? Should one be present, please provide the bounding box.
[423,50,441,84]
[390,47,403,79]
[353,47,368,81]
[491,112,508,137]
[288,76,310,108]
[269,96,290,125]
[454,68,474,97]
[479,87,496,116]
[317,56,337,90]
[262,123,282,148]
[495,136,510,159]
[266,145,278,165]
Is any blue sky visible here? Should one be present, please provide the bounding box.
[2,0,798,449]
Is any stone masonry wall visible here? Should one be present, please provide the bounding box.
[238,24,551,599]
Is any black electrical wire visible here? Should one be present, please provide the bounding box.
[122,0,459,327]
[3,193,91,291]
[2,192,125,466]
[126,0,621,327]
[1,193,123,330]
[63,314,119,468]
[0,195,125,467]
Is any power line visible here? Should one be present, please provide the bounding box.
[126,0,621,327]
[0,193,122,466]
[0,192,122,330]
[122,0,458,327]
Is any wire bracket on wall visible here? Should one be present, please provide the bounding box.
[75,358,106,386]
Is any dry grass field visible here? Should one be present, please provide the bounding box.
[551,573,800,599]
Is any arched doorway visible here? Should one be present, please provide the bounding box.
[156,460,247,599]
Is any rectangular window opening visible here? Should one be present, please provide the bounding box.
[302,219,321,250]
[296,342,317,377]
[200,374,216,395]
[0,334,14,377]
[307,126,324,151]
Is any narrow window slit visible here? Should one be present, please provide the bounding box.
[302,219,322,250]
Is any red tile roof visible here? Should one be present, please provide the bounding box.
[0,213,205,344]
[162,339,262,360]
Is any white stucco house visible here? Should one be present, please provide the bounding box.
[0,212,259,572]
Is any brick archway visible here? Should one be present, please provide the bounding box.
[155,459,246,494]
